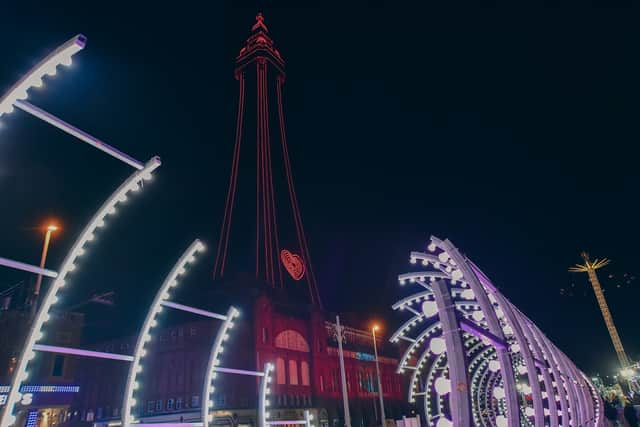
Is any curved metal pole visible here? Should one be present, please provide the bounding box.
[259,363,274,427]
[121,239,206,427]
[490,292,545,427]
[202,306,239,427]
[514,310,559,427]
[435,237,520,427]
[432,280,471,426]
[0,156,160,427]
[0,34,85,116]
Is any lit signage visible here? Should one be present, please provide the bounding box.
[355,352,376,362]
[280,250,305,281]
[0,385,79,406]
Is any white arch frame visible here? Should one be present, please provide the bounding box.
[392,236,603,427]
[121,239,206,427]
[0,34,85,116]
[0,156,161,427]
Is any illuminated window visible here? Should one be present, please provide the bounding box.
[289,360,299,385]
[262,327,267,344]
[320,375,324,392]
[275,330,310,352]
[276,358,286,384]
[167,399,174,410]
[156,400,163,411]
[176,398,183,410]
[301,361,310,386]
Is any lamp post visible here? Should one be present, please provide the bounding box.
[30,224,58,319]
[334,316,351,427]
[372,325,386,427]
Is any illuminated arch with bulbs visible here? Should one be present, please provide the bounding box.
[0,157,161,427]
[391,236,603,427]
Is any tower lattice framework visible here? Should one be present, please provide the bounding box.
[213,14,322,308]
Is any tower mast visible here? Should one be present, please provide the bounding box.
[569,252,631,367]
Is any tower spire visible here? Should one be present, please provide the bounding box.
[569,253,631,367]
[213,14,322,308]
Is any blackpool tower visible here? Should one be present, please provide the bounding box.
[213,14,322,308]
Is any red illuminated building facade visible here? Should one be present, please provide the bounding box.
[73,291,407,427]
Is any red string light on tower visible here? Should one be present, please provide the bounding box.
[213,13,322,308]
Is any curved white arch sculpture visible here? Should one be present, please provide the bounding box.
[202,306,240,427]
[121,239,206,427]
[391,236,603,427]
[0,156,161,427]
[0,34,85,117]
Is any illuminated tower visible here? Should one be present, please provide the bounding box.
[213,14,322,308]
[569,252,631,367]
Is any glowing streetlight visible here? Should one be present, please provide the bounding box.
[371,324,386,427]
[30,223,59,318]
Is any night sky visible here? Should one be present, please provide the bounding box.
[1,2,638,377]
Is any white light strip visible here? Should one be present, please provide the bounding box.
[33,344,133,362]
[259,363,275,427]
[0,257,58,278]
[0,156,160,427]
[14,100,144,170]
[0,34,86,117]
[213,367,265,377]
[160,301,227,320]
[121,239,206,427]
[202,306,240,427]
[265,422,307,425]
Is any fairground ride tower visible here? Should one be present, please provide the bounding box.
[569,252,632,368]
[213,14,322,308]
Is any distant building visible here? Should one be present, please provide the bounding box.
[72,291,408,427]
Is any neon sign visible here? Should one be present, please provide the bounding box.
[280,250,305,281]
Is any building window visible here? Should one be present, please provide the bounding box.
[167,399,174,411]
[113,407,119,417]
[52,355,65,377]
[190,327,197,336]
[86,410,94,422]
[320,375,324,392]
[289,360,298,385]
[276,358,286,385]
[96,408,103,419]
[262,327,267,344]
[147,401,154,413]
[275,330,310,352]
[156,400,163,412]
[178,327,184,337]
[301,361,310,386]
[176,398,183,410]
[191,395,200,408]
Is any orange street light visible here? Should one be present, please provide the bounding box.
[31,222,60,318]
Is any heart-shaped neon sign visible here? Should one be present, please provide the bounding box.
[280,249,305,281]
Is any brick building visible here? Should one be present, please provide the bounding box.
[72,290,408,427]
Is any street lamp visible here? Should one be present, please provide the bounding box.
[30,223,59,318]
[371,324,386,427]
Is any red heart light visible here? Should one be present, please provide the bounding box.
[280,249,305,281]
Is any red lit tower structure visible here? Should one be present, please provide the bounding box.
[213,13,322,308]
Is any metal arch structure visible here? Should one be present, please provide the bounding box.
[391,236,603,427]
[121,239,207,427]
[0,33,161,427]
[0,157,161,427]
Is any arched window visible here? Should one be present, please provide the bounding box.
[301,361,310,386]
[274,330,310,352]
[289,360,299,385]
[276,357,286,385]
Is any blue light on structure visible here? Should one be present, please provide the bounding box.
[25,411,38,427]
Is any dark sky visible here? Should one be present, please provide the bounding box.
[1,2,639,376]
